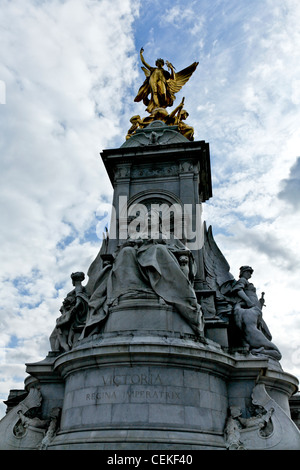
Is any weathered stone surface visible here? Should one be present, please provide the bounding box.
[37,326,297,449]
[1,135,299,451]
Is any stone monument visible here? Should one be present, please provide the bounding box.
[1,48,299,450]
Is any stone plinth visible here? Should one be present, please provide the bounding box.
[20,295,300,451]
[103,297,196,336]
[28,310,296,450]
[48,334,231,450]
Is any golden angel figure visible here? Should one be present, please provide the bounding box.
[134,48,199,113]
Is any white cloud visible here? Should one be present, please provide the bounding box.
[0,0,139,417]
[194,0,300,395]
[161,3,205,36]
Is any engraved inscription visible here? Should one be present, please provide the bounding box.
[126,390,181,401]
[100,373,163,386]
[80,372,200,406]
[83,373,187,405]
[86,391,117,401]
[85,389,181,402]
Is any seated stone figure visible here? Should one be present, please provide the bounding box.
[81,213,203,339]
[221,266,281,360]
[50,272,89,352]
[202,225,282,361]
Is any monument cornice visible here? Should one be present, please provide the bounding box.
[101,137,212,203]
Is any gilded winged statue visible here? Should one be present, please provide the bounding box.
[134,48,199,113]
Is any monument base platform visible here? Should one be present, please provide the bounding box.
[49,428,225,450]
[22,325,299,450]
[1,297,299,450]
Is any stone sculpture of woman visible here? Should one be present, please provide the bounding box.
[50,272,89,352]
[222,266,281,360]
[81,210,204,339]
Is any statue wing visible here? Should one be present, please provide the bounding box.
[133,66,152,103]
[167,61,199,98]
[134,79,151,104]
[202,222,235,296]
[141,66,151,78]
[202,223,236,318]
[85,227,109,296]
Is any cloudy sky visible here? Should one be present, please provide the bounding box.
[1,0,300,418]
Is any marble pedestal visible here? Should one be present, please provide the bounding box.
[23,299,299,450]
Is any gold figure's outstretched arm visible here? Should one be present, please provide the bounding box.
[139,47,152,72]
